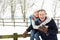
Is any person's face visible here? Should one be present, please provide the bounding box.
[34,12,39,18]
[39,11,46,21]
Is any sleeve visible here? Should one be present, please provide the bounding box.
[26,24,33,32]
[47,19,58,35]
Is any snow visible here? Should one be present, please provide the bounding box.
[0,26,60,40]
[0,0,60,40]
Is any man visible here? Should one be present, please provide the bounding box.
[35,9,58,40]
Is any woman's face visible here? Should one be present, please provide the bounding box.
[39,11,46,21]
[34,12,39,18]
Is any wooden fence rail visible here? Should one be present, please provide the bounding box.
[0,32,60,40]
[0,33,30,40]
[0,18,60,28]
[0,18,60,40]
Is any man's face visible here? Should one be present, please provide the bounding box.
[39,11,46,21]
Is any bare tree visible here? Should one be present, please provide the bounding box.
[41,0,44,9]
[53,0,58,18]
[20,0,26,22]
[1,0,6,17]
[11,0,16,20]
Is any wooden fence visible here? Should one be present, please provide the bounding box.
[0,18,60,40]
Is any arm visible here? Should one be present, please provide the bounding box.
[32,17,52,29]
[23,16,34,32]
[23,16,33,38]
[47,19,58,35]
[23,19,33,38]
[26,24,33,32]
[23,24,33,38]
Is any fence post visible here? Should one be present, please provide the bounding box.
[13,33,18,40]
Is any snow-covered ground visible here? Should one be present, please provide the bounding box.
[0,26,60,40]
[0,0,60,40]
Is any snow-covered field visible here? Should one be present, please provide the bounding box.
[0,0,60,40]
[0,26,60,40]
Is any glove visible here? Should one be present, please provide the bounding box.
[23,31,28,38]
[42,27,48,33]
[38,25,48,33]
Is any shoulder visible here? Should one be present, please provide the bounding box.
[46,16,53,22]
[46,17,55,24]
[48,18,55,24]
[46,16,52,20]
[29,15,35,18]
[50,18,55,22]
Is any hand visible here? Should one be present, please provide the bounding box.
[38,26,48,33]
[42,27,48,33]
[23,31,28,38]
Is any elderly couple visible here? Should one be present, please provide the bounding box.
[23,9,58,40]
